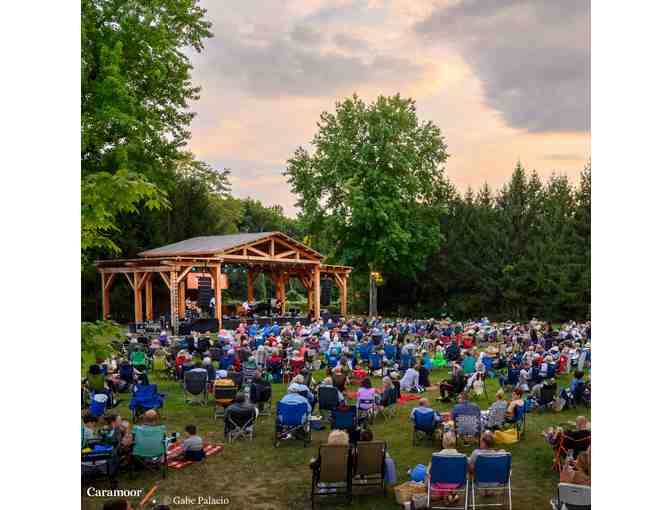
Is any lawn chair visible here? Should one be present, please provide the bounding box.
[130,424,168,479]
[505,367,520,389]
[400,352,413,371]
[151,352,170,380]
[311,444,352,508]
[482,356,495,378]
[213,378,238,420]
[318,386,341,417]
[82,443,119,488]
[368,353,383,375]
[471,452,512,510]
[331,406,358,440]
[413,410,439,446]
[356,396,377,425]
[352,440,386,495]
[242,359,258,385]
[118,362,134,392]
[427,453,469,510]
[274,400,311,447]
[383,344,397,362]
[379,387,399,420]
[550,483,591,510]
[537,382,558,412]
[503,404,525,440]
[225,406,258,443]
[183,369,208,405]
[455,413,482,448]
[129,384,165,423]
[249,380,272,417]
[130,350,148,369]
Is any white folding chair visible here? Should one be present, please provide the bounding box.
[550,483,590,510]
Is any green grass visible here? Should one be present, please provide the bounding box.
[82,365,589,510]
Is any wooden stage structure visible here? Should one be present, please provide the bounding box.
[96,232,352,332]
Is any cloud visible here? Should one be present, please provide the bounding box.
[416,0,590,133]
[290,24,325,45]
[332,32,370,51]
[202,28,425,98]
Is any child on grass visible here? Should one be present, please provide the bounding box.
[180,424,205,461]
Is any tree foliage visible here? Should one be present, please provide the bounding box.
[286,94,453,278]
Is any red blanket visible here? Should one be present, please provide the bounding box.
[344,389,421,404]
[166,443,223,469]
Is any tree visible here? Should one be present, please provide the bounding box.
[81,0,213,262]
[286,94,453,281]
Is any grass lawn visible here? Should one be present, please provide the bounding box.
[82,366,590,510]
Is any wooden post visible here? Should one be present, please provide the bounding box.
[145,274,153,321]
[211,264,222,330]
[101,273,111,320]
[133,272,144,324]
[340,275,348,317]
[313,266,321,320]
[170,271,178,333]
[178,280,186,319]
[280,274,287,315]
[247,271,255,302]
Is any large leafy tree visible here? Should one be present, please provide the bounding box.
[81,0,213,262]
[286,94,453,279]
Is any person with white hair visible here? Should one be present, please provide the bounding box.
[287,374,315,408]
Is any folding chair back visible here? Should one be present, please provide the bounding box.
[318,386,340,413]
[383,344,397,360]
[132,425,166,458]
[414,410,437,433]
[473,453,512,486]
[277,401,309,427]
[332,406,357,432]
[557,483,591,509]
[319,444,350,483]
[429,453,468,486]
[354,441,386,476]
[131,351,147,367]
[184,370,207,395]
[226,407,257,442]
[369,353,382,370]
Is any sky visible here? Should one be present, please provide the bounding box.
[186,0,590,216]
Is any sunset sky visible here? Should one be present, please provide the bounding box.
[186,0,590,216]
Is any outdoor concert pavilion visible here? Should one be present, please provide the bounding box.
[96,232,352,332]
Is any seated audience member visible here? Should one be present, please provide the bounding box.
[418,363,431,389]
[468,431,503,473]
[319,377,345,405]
[360,429,374,442]
[82,413,99,447]
[438,362,465,402]
[331,367,347,392]
[560,447,591,486]
[451,392,481,422]
[180,424,205,461]
[410,398,441,425]
[429,432,461,505]
[356,377,377,411]
[142,409,160,426]
[287,374,315,409]
[484,389,509,428]
[400,364,422,392]
[101,413,132,449]
[309,430,350,471]
[506,388,525,420]
[560,370,586,404]
[223,392,257,421]
[379,376,398,407]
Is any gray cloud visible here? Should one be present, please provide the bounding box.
[332,32,370,52]
[290,24,325,46]
[416,0,590,133]
[204,29,424,98]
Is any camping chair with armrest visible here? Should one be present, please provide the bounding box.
[331,405,358,440]
[537,383,558,412]
[356,396,377,425]
[552,431,591,472]
[550,483,591,510]
[225,406,258,443]
[274,400,312,447]
[310,444,352,509]
[455,413,482,448]
[400,352,413,372]
[427,453,469,510]
[118,363,135,392]
[352,440,386,495]
[413,410,440,447]
[249,380,272,417]
[183,370,208,405]
[318,386,341,418]
[213,378,238,420]
[368,353,383,375]
[82,443,119,488]
[383,344,397,362]
[229,371,243,390]
[130,350,148,369]
[503,404,525,440]
[129,384,165,423]
[471,452,513,510]
[379,387,399,420]
[130,424,168,479]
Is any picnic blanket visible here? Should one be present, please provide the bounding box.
[166,443,223,469]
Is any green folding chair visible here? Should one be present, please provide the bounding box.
[131,425,167,478]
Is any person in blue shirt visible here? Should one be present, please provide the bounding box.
[287,375,315,410]
[410,398,441,424]
[450,392,481,422]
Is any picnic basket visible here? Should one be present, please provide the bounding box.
[394,481,426,505]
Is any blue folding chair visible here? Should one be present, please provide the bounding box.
[369,353,382,373]
[412,410,439,446]
[482,357,495,378]
[503,404,525,439]
[274,401,311,447]
[471,452,512,510]
[357,343,372,363]
[383,344,397,361]
[400,352,413,371]
[331,406,358,435]
[327,353,339,369]
[427,453,469,510]
[129,384,165,422]
[506,367,520,388]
